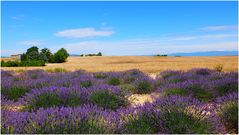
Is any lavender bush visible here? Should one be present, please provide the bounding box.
[215,92,238,133]
[156,68,238,102]
[1,68,238,134]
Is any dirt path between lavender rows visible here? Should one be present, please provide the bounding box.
[128,92,161,106]
[127,74,161,106]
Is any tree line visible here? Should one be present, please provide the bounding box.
[1,46,69,67]
[80,52,102,57]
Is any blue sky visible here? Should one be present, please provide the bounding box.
[1,1,238,56]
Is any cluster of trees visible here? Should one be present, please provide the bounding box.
[1,46,69,67]
[155,54,168,57]
[21,46,69,63]
[80,52,102,57]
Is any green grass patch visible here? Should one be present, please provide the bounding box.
[164,88,187,96]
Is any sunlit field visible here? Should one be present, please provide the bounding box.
[1,56,238,73]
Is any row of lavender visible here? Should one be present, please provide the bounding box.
[1,69,238,133]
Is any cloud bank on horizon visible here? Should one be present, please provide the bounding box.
[1,1,238,56]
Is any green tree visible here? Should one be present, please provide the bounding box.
[59,48,69,58]
[41,48,52,60]
[26,46,39,60]
[39,53,48,62]
[52,48,69,63]
[20,53,28,61]
[40,48,53,62]
[26,46,39,55]
[97,52,102,56]
[28,51,40,61]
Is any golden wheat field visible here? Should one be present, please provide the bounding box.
[1,56,238,73]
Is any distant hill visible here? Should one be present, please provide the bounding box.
[168,51,238,56]
[70,54,81,57]
[1,56,10,58]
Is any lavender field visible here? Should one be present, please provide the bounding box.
[1,68,238,134]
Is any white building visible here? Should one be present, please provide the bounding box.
[10,54,22,61]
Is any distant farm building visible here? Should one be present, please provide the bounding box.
[10,54,22,61]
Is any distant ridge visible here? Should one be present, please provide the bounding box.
[168,51,238,56]
[70,54,81,56]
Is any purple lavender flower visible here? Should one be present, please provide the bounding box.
[1,105,112,134]
[1,69,238,134]
[19,86,84,111]
[215,92,238,133]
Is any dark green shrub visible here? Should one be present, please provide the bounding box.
[161,111,211,133]
[108,77,121,86]
[28,93,63,110]
[190,85,213,102]
[123,76,136,84]
[80,80,92,88]
[1,60,45,67]
[94,73,107,79]
[20,60,45,66]
[135,81,153,94]
[64,94,82,107]
[1,61,20,67]
[216,82,238,96]
[218,101,238,133]
[89,91,127,110]
[164,88,187,96]
[1,60,4,66]
[2,87,29,100]
[123,116,156,134]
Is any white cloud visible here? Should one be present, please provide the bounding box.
[200,25,237,31]
[201,34,237,39]
[54,27,114,38]
[19,40,46,46]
